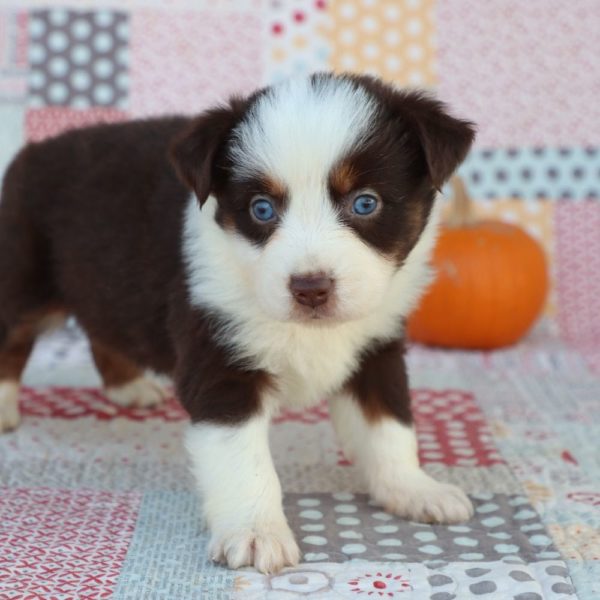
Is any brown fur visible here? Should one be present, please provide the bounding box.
[329,161,358,196]
[89,339,143,388]
[0,307,65,380]
[0,74,474,426]
[345,338,413,424]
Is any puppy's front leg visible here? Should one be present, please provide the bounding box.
[185,413,299,573]
[176,341,299,573]
[329,339,473,524]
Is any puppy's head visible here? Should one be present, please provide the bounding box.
[171,74,475,324]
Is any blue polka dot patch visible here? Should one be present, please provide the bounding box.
[457,147,600,201]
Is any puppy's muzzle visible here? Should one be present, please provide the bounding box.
[289,274,334,309]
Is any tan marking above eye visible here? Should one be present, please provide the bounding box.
[330,162,358,196]
[260,175,287,199]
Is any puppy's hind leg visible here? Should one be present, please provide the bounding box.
[0,150,57,431]
[0,322,35,432]
[90,339,167,408]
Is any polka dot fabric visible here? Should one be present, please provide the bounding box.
[326,0,437,86]
[285,493,559,564]
[0,3,598,599]
[237,558,576,599]
[548,523,600,562]
[413,389,504,467]
[266,0,330,82]
[17,385,184,421]
[458,147,600,201]
[28,9,129,108]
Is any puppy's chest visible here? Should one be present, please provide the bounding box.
[242,326,371,408]
[272,356,353,409]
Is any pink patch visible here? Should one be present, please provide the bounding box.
[18,387,187,422]
[274,389,502,467]
[0,10,28,101]
[273,401,329,425]
[0,488,140,598]
[555,201,600,373]
[437,0,600,146]
[567,491,600,507]
[413,389,505,467]
[25,108,128,142]
[17,387,503,469]
[13,11,29,69]
[129,10,263,117]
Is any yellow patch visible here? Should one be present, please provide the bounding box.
[325,0,437,86]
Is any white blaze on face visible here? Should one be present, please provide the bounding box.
[228,76,397,322]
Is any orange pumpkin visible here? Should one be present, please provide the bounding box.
[407,177,549,349]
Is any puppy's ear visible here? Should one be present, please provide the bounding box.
[169,99,247,206]
[398,91,476,190]
[348,74,475,189]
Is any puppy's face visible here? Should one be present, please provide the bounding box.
[172,74,474,324]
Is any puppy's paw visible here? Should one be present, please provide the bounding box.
[371,469,474,524]
[105,376,168,408]
[209,521,300,573]
[0,381,20,432]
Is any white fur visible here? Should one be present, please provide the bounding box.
[104,376,167,408]
[228,78,394,328]
[184,196,440,408]
[230,76,378,187]
[183,77,441,407]
[185,411,300,573]
[329,393,474,523]
[0,380,20,431]
[181,77,451,570]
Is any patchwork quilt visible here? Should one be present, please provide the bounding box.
[0,1,599,599]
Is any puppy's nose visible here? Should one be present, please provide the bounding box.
[289,274,333,308]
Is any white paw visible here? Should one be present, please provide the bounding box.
[371,469,474,524]
[105,376,168,408]
[209,521,300,573]
[0,381,20,432]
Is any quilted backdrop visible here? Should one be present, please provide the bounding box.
[0,1,599,599]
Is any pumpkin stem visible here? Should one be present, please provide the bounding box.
[446,176,477,227]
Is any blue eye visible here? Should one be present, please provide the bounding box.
[352,193,379,216]
[251,198,276,222]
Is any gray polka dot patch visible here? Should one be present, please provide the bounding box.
[284,493,561,563]
[28,9,129,108]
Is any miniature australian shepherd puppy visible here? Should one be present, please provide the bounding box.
[0,73,475,573]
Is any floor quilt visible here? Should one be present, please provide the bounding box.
[1,1,600,598]
[0,323,598,599]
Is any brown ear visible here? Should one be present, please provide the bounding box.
[398,91,476,190]
[345,75,475,189]
[169,99,248,206]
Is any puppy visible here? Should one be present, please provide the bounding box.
[0,73,475,573]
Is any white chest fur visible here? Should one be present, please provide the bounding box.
[182,197,440,409]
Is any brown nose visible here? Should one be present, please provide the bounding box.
[289,274,333,308]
